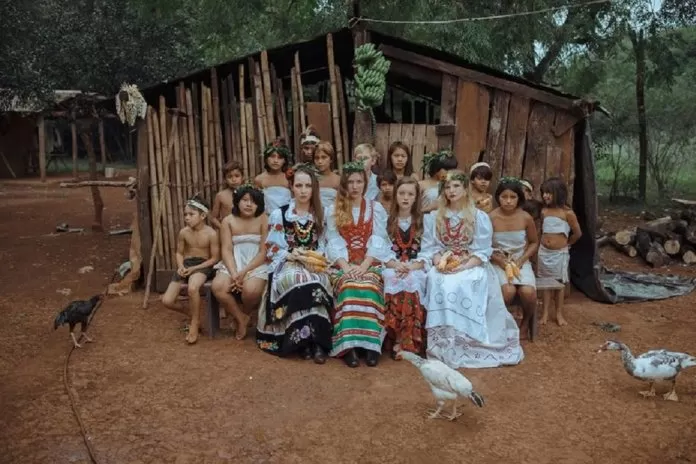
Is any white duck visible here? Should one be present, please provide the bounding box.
[598,340,696,401]
[396,350,484,420]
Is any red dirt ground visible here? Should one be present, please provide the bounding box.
[1,176,695,464]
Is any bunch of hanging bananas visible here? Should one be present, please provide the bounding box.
[353,43,390,112]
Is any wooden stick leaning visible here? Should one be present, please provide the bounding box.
[142,116,179,309]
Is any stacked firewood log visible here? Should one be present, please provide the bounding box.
[597,200,696,267]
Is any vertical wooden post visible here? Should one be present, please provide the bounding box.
[136,118,153,289]
[71,122,78,178]
[294,53,306,130]
[98,119,106,169]
[327,33,343,164]
[38,116,46,182]
[351,23,373,147]
[438,74,458,150]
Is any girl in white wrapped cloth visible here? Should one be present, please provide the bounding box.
[256,164,334,364]
[489,177,539,340]
[538,177,582,326]
[326,160,394,368]
[211,184,269,340]
[419,150,458,213]
[418,170,523,368]
[314,141,340,210]
[254,138,292,213]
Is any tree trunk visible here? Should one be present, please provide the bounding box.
[80,129,104,232]
[629,29,649,203]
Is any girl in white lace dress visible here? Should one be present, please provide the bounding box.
[211,184,269,340]
[254,138,292,213]
[383,176,428,358]
[418,170,524,368]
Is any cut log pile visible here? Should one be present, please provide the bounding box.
[597,204,696,267]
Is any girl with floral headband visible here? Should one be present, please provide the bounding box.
[417,170,523,368]
[325,160,393,368]
[419,149,458,213]
[211,183,269,340]
[254,138,292,213]
[256,163,334,363]
[313,141,341,210]
[489,177,539,340]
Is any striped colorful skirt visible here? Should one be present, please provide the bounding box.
[329,268,385,357]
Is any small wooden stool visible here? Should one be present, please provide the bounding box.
[178,281,220,338]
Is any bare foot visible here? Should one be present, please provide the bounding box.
[519,323,529,341]
[235,314,250,340]
[639,389,656,398]
[663,390,679,401]
[539,313,548,325]
[556,315,568,327]
[186,323,199,344]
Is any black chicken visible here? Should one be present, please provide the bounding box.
[54,295,102,348]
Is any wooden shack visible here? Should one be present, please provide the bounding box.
[136,27,606,301]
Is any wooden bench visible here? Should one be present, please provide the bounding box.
[510,277,566,342]
[178,281,220,338]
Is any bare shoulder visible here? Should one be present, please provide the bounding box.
[519,209,534,222]
[254,172,266,187]
[488,207,501,219]
[202,225,218,238]
[564,207,578,219]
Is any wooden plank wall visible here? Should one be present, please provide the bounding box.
[446,76,577,204]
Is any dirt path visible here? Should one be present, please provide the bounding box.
[1,179,695,464]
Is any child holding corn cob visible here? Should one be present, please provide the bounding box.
[383,176,428,358]
[418,170,523,368]
[211,183,269,340]
[326,160,393,368]
[256,163,333,364]
[489,177,539,340]
[470,161,494,213]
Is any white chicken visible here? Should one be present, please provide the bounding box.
[598,340,696,401]
[396,350,484,420]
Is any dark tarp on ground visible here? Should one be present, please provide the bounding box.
[569,121,696,304]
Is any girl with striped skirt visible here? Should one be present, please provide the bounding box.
[326,161,394,368]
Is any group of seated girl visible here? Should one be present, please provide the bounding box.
[163,127,581,371]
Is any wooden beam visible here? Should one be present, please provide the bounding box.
[38,116,46,182]
[60,180,135,188]
[438,74,457,150]
[388,60,441,88]
[99,119,106,168]
[379,44,584,114]
[71,122,78,178]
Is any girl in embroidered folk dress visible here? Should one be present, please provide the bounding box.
[386,141,415,180]
[538,177,582,326]
[211,184,269,340]
[326,161,393,368]
[256,164,333,363]
[383,176,427,358]
[299,125,320,163]
[354,143,380,201]
[419,150,458,213]
[489,177,539,340]
[255,138,292,213]
[314,141,340,210]
[418,170,523,368]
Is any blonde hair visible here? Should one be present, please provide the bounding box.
[335,169,367,229]
[435,170,476,240]
[353,143,375,161]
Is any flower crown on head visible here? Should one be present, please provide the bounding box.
[422,149,454,174]
[499,176,522,186]
[285,162,320,181]
[342,160,365,174]
[438,171,468,193]
[235,180,261,193]
[263,140,292,161]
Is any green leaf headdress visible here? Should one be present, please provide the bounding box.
[438,170,469,194]
[285,162,321,181]
[499,176,523,186]
[263,140,293,167]
[422,149,454,175]
[341,160,365,174]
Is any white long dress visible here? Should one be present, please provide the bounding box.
[263,186,292,214]
[213,234,268,280]
[418,209,524,369]
[421,185,439,210]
